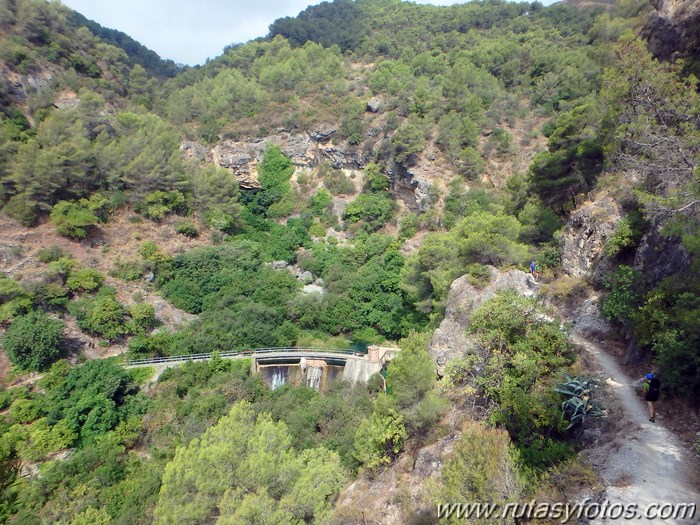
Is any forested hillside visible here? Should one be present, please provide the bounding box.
[0,0,698,522]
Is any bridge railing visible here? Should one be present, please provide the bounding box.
[122,347,361,367]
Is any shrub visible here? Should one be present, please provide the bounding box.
[4,194,39,226]
[398,213,419,240]
[540,275,588,304]
[70,288,129,341]
[128,331,175,357]
[484,127,514,157]
[465,263,492,288]
[176,220,199,238]
[309,221,327,238]
[468,291,574,467]
[455,211,529,266]
[128,303,158,334]
[50,200,99,239]
[392,119,426,166]
[311,189,332,215]
[364,163,389,193]
[343,193,395,231]
[439,421,523,503]
[267,190,298,218]
[0,276,32,322]
[604,218,635,256]
[2,311,65,371]
[37,246,67,264]
[138,190,187,221]
[112,259,144,281]
[66,268,105,293]
[353,408,407,472]
[602,265,642,324]
[323,169,355,196]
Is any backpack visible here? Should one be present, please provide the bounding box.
[648,377,661,395]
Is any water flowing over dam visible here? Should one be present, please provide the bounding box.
[253,347,397,391]
[258,357,354,391]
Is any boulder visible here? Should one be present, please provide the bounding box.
[299,271,314,284]
[53,91,79,110]
[302,284,324,295]
[331,198,348,217]
[429,266,537,374]
[180,140,209,162]
[366,96,383,113]
[271,260,289,270]
[309,128,336,142]
[413,432,459,478]
[569,295,615,342]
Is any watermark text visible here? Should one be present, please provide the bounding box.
[436,499,697,523]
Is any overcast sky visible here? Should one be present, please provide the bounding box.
[60,0,556,66]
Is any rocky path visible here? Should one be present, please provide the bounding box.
[572,334,699,524]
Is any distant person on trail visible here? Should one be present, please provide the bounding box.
[643,373,661,422]
[530,261,540,282]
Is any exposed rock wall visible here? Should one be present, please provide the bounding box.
[634,221,692,285]
[391,165,434,212]
[183,129,435,210]
[642,0,700,63]
[560,196,621,282]
[429,266,537,374]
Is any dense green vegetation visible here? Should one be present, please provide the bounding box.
[0,0,698,522]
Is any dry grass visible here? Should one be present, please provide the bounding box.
[540,274,591,307]
[528,456,604,521]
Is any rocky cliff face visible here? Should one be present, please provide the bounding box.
[560,196,621,282]
[634,220,692,285]
[182,129,436,209]
[642,0,700,63]
[429,266,538,374]
[0,63,67,123]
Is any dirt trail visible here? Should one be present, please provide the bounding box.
[572,334,700,524]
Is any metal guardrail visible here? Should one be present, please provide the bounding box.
[122,347,361,367]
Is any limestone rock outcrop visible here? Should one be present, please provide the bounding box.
[183,130,438,210]
[569,294,615,342]
[560,197,621,281]
[391,167,433,212]
[197,130,368,189]
[642,0,700,63]
[429,266,537,374]
[366,96,383,113]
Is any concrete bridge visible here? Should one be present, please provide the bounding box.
[123,346,399,385]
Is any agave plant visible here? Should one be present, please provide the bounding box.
[554,374,605,430]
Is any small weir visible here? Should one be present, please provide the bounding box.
[258,357,345,391]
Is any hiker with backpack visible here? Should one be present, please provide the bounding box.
[643,372,661,422]
[530,260,540,282]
